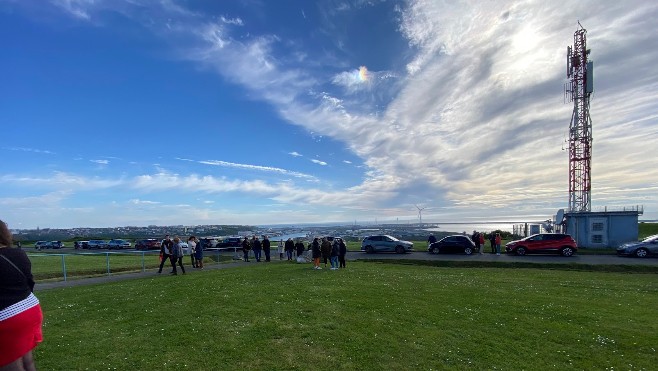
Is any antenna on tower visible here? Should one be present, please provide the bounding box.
[415,204,426,227]
[565,23,593,212]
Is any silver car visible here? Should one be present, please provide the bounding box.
[617,234,658,258]
[361,235,413,254]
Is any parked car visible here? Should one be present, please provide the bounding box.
[617,234,658,258]
[505,233,577,257]
[108,239,131,250]
[428,235,477,255]
[135,239,162,251]
[74,241,90,249]
[361,235,413,254]
[87,240,108,249]
[217,237,242,248]
[34,241,48,250]
[46,241,63,249]
[198,238,218,250]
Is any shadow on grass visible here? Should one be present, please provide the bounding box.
[361,258,658,274]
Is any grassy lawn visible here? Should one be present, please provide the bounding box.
[34,262,658,370]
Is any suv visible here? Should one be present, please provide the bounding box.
[505,233,577,257]
[108,239,131,249]
[87,240,108,249]
[361,235,413,254]
[34,241,48,250]
[135,239,162,251]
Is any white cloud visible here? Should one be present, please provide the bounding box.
[176,157,317,180]
[90,159,109,165]
[310,159,327,166]
[220,16,243,26]
[3,147,55,154]
[288,151,302,157]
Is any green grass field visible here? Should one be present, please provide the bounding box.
[34,261,658,370]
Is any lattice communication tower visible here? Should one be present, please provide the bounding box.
[565,23,593,212]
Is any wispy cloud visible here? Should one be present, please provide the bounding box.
[176,157,317,180]
[288,151,302,157]
[3,147,55,154]
[90,159,109,165]
[310,159,327,166]
[220,16,243,26]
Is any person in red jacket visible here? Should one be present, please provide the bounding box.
[0,219,43,370]
[495,233,502,255]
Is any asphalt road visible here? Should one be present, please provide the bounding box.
[351,250,658,266]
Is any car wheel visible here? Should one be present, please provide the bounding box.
[366,246,374,254]
[432,247,440,254]
[561,247,575,257]
[515,246,527,256]
[395,246,405,254]
[464,247,473,255]
[635,248,648,258]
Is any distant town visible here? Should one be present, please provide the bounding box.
[10,223,501,243]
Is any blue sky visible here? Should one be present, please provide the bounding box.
[1,0,657,229]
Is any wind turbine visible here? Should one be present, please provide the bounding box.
[415,205,426,227]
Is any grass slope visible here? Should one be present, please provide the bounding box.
[34,262,658,370]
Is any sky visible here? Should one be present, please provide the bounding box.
[1,0,657,229]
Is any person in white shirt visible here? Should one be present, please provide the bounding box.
[187,236,198,268]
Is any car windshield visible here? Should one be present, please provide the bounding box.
[641,234,658,243]
[384,235,399,241]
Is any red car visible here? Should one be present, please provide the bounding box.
[134,239,162,251]
[505,233,577,257]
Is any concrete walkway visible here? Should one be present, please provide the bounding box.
[35,259,263,291]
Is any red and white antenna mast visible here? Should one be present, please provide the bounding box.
[565,23,593,212]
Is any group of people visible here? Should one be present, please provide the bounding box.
[0,219,43,370]
[157,234,204,275]
[238,235,348,270]
[310,237,347,270]
[470,231,502,255]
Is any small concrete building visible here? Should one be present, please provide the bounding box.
[565,210,641,248]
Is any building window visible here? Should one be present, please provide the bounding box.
[592,222,604,232]
[592,234,603,244]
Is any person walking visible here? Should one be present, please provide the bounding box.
[284,238,294,261]
[495,233,502,255]
[262,236,271,262]
[187,236,197,268]
[478,233,485,254]
[252,236,262,262]
[158,234,173,274]
[428,233,437,248]
[170,237,186,275]
[242,237,251,262]
[338,239,347,268]
[0,219,43,371]
[311,238,321,269]
[330,239,340,270]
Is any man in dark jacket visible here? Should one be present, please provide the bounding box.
[241,237,251,262]
[295,240,305,258]
[284,238,294,261]
[262,236,271,262]
[320,238,332,267]
[158,235,173,274]
[338,239,347,268]
[311,238,321,269]
[252,236,262,262]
